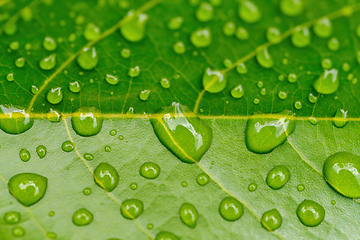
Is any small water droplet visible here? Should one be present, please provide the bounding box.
[77,47,98,70]
[4,22,17,36]
[173,41,185,54]
[15,58,25,68]
[128,66,140,77]
[328,37,340,51]
[266,27,281,44]
[308,93,318,103]
[140,162,160,179]
[297,184,305,191]
[71,107,103,137]
[43,36,57,51]
[342,62,350,72]
[72,208,93,226]
[191,28,212,48]
[62,141,75,152]
[180,203,198,228]
[104,145,111,152]
[260,88,267,96]
[83,153,94,161]
[155,231,179,240]
[46,232,57,239]
[94,162,119,192]
[49,211,55,217]
[130,183,138,190]
[294,101,302,109]
[120,11,148,42]
[121,48,131,58]
[296,200,325,227]
[160,78,170,89]
[313,68,339,94]
[256,48,274,68]
[83,187,91,195]
[83,23,101,41]
[196,172,209,186]
[266,165,290,190]
[105,74,120,85]
[321,58,332,69]
[314,17,332,38]
[202,68,226,93]
[230,85,244,99]
[196,2,213,22]
[46,87,63,104]
[120,199,143,219]
[287,73,297,83]
[280,0,303,16]
[47,108,61,122]
[308,117,317,125]
[257,81,264,88]
[31,85,39,94]
[333,109,348,128]
[248,183,257,192]
[6,73,14,82]
[139,89,151,101]
[36,145,47,159]
[69,81,81,93]
[278,91,287,99]
[181,181,188,187]
[236,26,249,40]
[219,196,244,221]
[238,0,261,23]
[236,62,247,74]
[9,41,19,50]
[331,200,336,205]
[223,21,236,36]
[12,226,24,237]
[39,54,56,70]
[4,211,21,224]
[147,223,154,230]
[291,26,311,48]
[118,135,124,140]
[223,59,232,68]
[110,129,117,136]
[0,105,33,134]
[261,209,282,231]
[168,16,183,30]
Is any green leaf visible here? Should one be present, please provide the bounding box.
[1,0,360,239]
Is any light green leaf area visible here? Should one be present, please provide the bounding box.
[1,0,360,239]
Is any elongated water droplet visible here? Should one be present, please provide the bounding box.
[314,17,332,38]
[313,68,339,94]
[223,21,236,36]
[43,36,57,51]
[15,58,25,68]
[39,54,56,70]
[94,162,119,192]
[0,105,33,134]
[83,153,94,161]
[128,66,140,77]
[333,109,348,128]
[77,47,98,70]
[84,23,101,41]
[19,149,30,162]
[46,87,63,104]
[140,162,160,179]
[261,209,282,231]
[245,111,296,153]
[191,28,212,48]
[180,203,198,228]
[308,117,317,125]
[168,16,183,30]
[71,107,103,137]
[197,172,209,186]
[238,0,261,23]
[256,48,274,68]
[323,152,360,198]
[266,165,290,190]
[280,0,303,16]
[219,196,244,221]
[72,208,93,226]
[36,145,47,159]
[160,78,170,89]
[120,199,143,219]
[139,89,151,101]
[8,173,48,206]
[266,27,281,44]
[120,11,148,42]
[196,2,213,22]
[291,26,311,48]
[173,41,185,54]
[4,211,20,224]
[296,200,325,227]
[236,26,249,40]
[202,68,226,93]
[105,74,119,85]
[150,103,213,164]
[69,81,81,93]
[231,84,244,99]
[155,231,180,240]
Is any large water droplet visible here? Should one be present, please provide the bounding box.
[202,68,226,93]
[8,173,48,206]
[323,152,360,198]
[84,23,101,41]
[43,36,57,51]
[39,54,56,70]
[94,162,119,192]
[139,162,160,179]
[291,27,311,48]
[191,28,212,48]
[256,48,274,68]
[71,107,103,137]
[77,47,98,70]
[219,196,244,221]
[238,0,261,23]
[245,111,296,154]
[46,87,63,104]
[266,165,290,189]
[280,0,303,16]
[72,208,93,226]
[313,68,339,94]
[296,200,325,227]
[314,17,332,38]
[120,11,148,42]
[120,199,143,219]
[261,209,282,231]
[0,105,33,134]
[180,203,198,228]
[155,231,180,240]
[150,102,213,164]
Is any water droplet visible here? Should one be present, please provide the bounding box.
[223,59,232,68]
[278,91,287,99]
[181,181,188,187]
[180,203,198,228]
[291,27,311,48]
[308,93,318,103]
[104,145,111,152]
[49,211,55,217]
[191,28,212,48]
[155,231,180,240]
[120,11,148,42]
[84,23,101,41]
[47,108,61,122]
[150,102,213,164]
[173,41,185,54]
[118,135,124,140]
[331,200,336,205]
[9,41,19,50]
[168,16,183,30]
[128,66,140,77]
[72,208,93,226]
[248,183,257,192]
[236,63,247,74]
[46,232,57,239]
[308,117,317,125]
[110,129,117,136]
[294,101,302,110]
[313,68,339,94]
[6,73,14,82]
[77,47,98,70]
[40,54,56,70]
[46,87,63,104]
[280,0,303,16]
[296,200,325,227]
[314,17,332,38]
[69,81,81,93]
[297,184,305,191]
[287,73,297,83]
[130,183,138,190]
[71,107,103,137]
[223,21,236,36]
[43,36,57,51]
[238,0,261,23]
[105,74,119,85]
[321,58,332,69]
[139,89,151,101]
[328,37,340,51]
[31,85,39,94]
[256,48,274,68]
[219,196,244,221]
[83,153,94,161]
[261,209,282,231]
[147,223,154,230]
[83,187,91,195]
[202,68,226,93]
[196,2,213,22]
[15,58,25,68]
[236,27,249,40]
[197,172,209,186]
[332,109,348,128]
[260,88,266,95]
[139,162,160,179]
[266,165,290,190]
[121,48,131,58]
[120,199,143,219]
[4,211,20,224]
[62,141,75,152]
[257,81,264,88]
[4,22,17,36]
[323,152,360,198]
[8,173,48,206]
[160,78,170,89]
[342,62,350,72]
[230,85,244,99]
[245,110,296,153]
[0,105,33,134]
[266,27,281,44]
[12,226,24,237]
[34,145,46,159]
[94,162,119,192]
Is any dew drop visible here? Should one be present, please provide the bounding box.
[62,141,75,152]
[332,109,348,128]
[121,48,131,58]
[94,162,119,192]
[266,165,290,190]
[160,78,170,89]
[84,23,101,41]
[296,200,325,227]
[261,209,282,231]
[278,91,287,99]
[0,105,33,134]
[120,199,143,219]
[328,37,340,51]
[47,108,61,122]
[313,68,339,94]
[223,21,236,36]
[202,68,226,93]
[69,81,81,93]
[256,48,274,68]
[4,211,20,224]
[196,2,213,22]
[83,153,94,161]
[12,226,24,237]
[197,172,209,186]
[139,162,160,179]
[168,16,183,30]
[31,85,39,94]
[72,208,93,226]
[46,87,63,104]
[19,149,30,162]
[83,187,91,195]
[173,41,185,54]
[8,173,48,207]
[43,36,57,51]
[321,58,332,69]
[266,27,281,44]
[105,74,119,85]
[236,63,248,74]
[236,27,249,40]
[291,27,311,48]
[139,89,151,101]
[120,11,148,42]
[287,73,297,83]
[314,17,332,38]
[77,47,98,70]
[39,54,56,70]
[297,184,305,191]
[150,102,213,164]
[219,197,244,221]
[280,0,303,16]
[180,203,198,228]
[191,28,212,48]
[15,58,25,68]
[6,73,14,82]
[248,183,257,192]
[294,101,302,110]
[130,183,138,190]
[128,66,140,77]
[9,41,19,50]
[238,0,261,23]
[155,231,180,240]
[71,106,103,137]
[230,84,244,99]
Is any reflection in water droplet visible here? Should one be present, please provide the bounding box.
[0,105,33,134]
[105,74,119,85]
[266,165,290,190]
[139,162,160,179]
[261,209,282,231]
[84,23,101,41]
[180,203,198,228]
[333,109,348,128]
[4,211,21,224]
[72,208,93,226]
[256,48,274,68]
[69,81,81,93]
[291,27,311,48]
[219,196,244,221]
[197,172,209,186]
[43,36,57,51]
[71,107,103,137]
[238,0,261,23]
[40,54,56,70]
[120,11,148,42]
[231,85,244,99]
[191,28,212,48]
[62,141,75,152]
[202,68,226,93]
[139,90,151,101]
[77,47,98,70]
[46,87,63,104]
[94,162,119,192]
[296,200,325,227]
[120,199,143,219]
[313,68,339,94]
[314,17,332,38]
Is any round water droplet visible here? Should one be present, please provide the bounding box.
[72,208,93,226]
[202,68,226,93]
[296,200,325,227]
[94,162,119,192]
[321,58,332,69]
[314,17,332,38]
[47,232,57,239]
[9,41,19,50]
[266,27,281,44]
[333,109,348,128]
[180,203,198,228]
[8,173,48,206]
[83,153,94,161]
[4,22,17,36]
[280,0,303,16]
[328,37,340,51]
[313,68,339,94]
[105,74,119,85]
[196,2,213,22]
[197,172,209,186]
[236,27,249,40]
[287,73,297,83]
[261,209,282,231]
[4,211,21,224]
[118,135,124,140]
[128,66,140,77]
[84,23,101,41]
[0,105,33,134]
[47,108,61,122]
[245,110,296,153]
[147,223,153,230]
[291,27,311,48]
[120,199,143,219]
[342,62,350,72]
[231,84,244,99]
[71,106,103,137]
[219,196,244,221]
[40,54,56,70]
[121,48,131,58]
[257,81,264,88]
[181,181,188,187]
[168,16,183,30]
[256,48,274,68]
[278,91,287,99]
[266,165,290,190]
[308,93,318,103]
[15,58,25,68]
[139,89,151,101]
[331,200,336,205]
[191,28,212,48]
[46,87,63,104]
[68,81,81,93]
[223,59,232,68]
[223,21,236,36]
[43,36,57,51]
[77,47,98,70]
[62,141,75,152]
[130,183,138,190]
[83,187,91,195]
[238,0,261,23]
[297,184,305,191]
[155,231,180,240]
[110,129,117,136]
[248,183,257,191]
[236,63,247,74]
[139,162,160,179]
[12,226,24,237]
[6,73,14,82]
[173,41,185,54]
[323,152,360,198]
[49,211,55,217]
[19,149,30,162]
[294,101,302,109]
[160,78,170,89]
[120,11,148,42]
